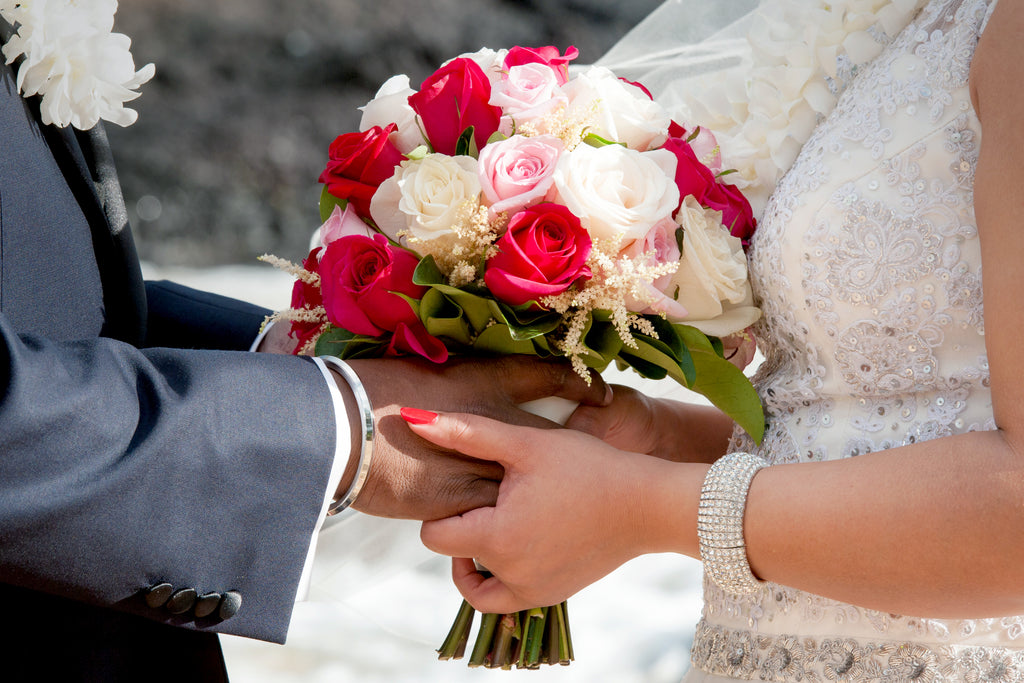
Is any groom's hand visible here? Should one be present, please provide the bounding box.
[331,356,611,521]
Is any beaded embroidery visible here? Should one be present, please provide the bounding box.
[699,0,1006,678]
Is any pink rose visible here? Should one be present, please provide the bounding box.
[319,124,405,219]
[489,63,567,123]
[409,58,502,156]
[618,218,689,320]
[484,203,592,306]
[663,133,756,244]
[478,134,564,218]
[320,234,447,362]
[317,204,374,248]
[504,45,579,86]
[668,121,722,173]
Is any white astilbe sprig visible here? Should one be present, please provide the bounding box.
[1,0,155,129]
[258,253,328,354]
[403,201,506,287]
[542,239,678,380]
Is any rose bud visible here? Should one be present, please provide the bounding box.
[409,58,502,156]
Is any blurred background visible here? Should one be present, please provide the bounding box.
[107,2,714,680]
[108,0,664,268]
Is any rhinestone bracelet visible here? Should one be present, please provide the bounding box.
[697,452,769,595]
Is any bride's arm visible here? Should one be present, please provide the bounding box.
[737,0,1024,618]
[414,1,1024,618]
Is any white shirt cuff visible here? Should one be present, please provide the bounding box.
[295,357,351,601]
[248,326,351,602]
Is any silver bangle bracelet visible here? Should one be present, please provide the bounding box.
[697,451,769,595]
[319,356,375,516]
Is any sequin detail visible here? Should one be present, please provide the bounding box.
[691,620,1024,682]
[700,0,1007,678]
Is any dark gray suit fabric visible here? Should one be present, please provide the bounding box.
[0,36,337,679]
[144,280,271,351]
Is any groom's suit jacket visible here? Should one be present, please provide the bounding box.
[0,30,336,682]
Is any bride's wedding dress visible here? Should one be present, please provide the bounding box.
[675,0,1014,679]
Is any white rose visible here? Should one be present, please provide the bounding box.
[669,197,761,338]
[553,143,679,246]
[358,75,423,154]
[563,66,671,151]
[370,154,481,244]
[452,47,508,87]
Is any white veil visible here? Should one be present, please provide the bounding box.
[595,0,762,117]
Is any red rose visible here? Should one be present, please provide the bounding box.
[663,135,756,244]
[408,58,502,156]
[713,181,757,244]
[484,203,592,307]
[320,234,447,362]
[288,247,325,354]
[319,124,405,219]
[504,45,579,85]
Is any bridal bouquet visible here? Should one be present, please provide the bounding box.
[265,44,764,669]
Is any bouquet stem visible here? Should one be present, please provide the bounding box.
[438,600,574,669]
[437,599,475,660]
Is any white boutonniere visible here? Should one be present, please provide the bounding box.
[1,0,154,130]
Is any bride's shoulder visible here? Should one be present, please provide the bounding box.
[969,0,1022,119]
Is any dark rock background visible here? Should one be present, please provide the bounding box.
[108,0,661,266]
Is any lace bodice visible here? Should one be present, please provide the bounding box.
[692,0,1019,680]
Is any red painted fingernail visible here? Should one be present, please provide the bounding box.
[401,407,439,425]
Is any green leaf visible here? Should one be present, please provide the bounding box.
[685,126,702,143]
[313,326,385,359]
[486,131,509,145]
[454,126,478,157]
[577,316,624,369]
[617,350,670,380]
[583,133,626,148]
[675,226,685,255]
[422,285,496,334]
[611,322,764,443]
[472,324,537,355]
[716,168,739,178]
[418,288,474,346]
[623,334,696,386]
[412,256,446,286]
[406,145,430,161]
[674,325,765,443]
[488,301,561,341]
[319,186,348,223]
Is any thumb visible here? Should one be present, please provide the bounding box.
[400,407,532,469]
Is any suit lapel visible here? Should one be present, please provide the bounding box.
[3,17,147,344]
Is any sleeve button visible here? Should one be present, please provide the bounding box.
[194,592,222,619]
[144,583,174,609]
[166,588,198,615]
[219,591,242,620]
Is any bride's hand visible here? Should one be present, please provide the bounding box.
[414,409,694,613]
[567,386,735,464]
[565,384,664,456]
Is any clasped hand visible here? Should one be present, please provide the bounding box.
[334,356,612,521]
[413,408,702,614]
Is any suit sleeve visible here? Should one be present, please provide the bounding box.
[144,279,271,351]
[0,313,336,643]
